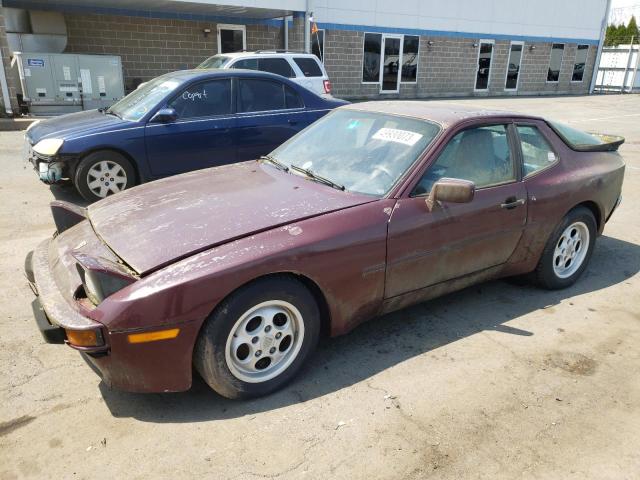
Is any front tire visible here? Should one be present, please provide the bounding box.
[535,206,597,289]
[74,150,136,202]
[194,275,321,399]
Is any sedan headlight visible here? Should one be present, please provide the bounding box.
[33,138,64,156]
[78,266,136,305]
[73,253,137,305]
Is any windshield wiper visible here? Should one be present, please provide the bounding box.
[290,164,345,191]
[260,155,289,172]
[104,109,121,119]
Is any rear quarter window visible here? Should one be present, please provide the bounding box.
[293,57,323,77]
[258,58,295,78]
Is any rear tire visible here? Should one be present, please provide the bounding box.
[194,275,321,399]
[74,150,136,202]
[535,206,597,289]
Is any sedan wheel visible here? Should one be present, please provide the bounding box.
[226,300,305,383]
[86,160,128,198]
[535,206,596,289]
[74,150,136,202]
[194,275,320,399]
[552,222,590,279]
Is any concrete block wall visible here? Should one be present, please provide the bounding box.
[63,13,282,92]
[321,29,594,99]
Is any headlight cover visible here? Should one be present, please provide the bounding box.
[33,138,64,156]
[73,253,137,305]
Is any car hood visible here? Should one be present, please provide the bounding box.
[27,109,133,144]
[87,162,375,274]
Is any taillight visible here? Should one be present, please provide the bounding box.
[323,80,332,94]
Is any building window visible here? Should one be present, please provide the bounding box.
[401,35,419,82]
[572,44,589,82]
[475,40,494,90]
[217,24,246,54]
[505,42,523,90]
[362,33,382,83]
[312,29,325,63]
[547,43,565,82]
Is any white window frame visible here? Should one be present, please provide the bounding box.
[217,24,246,54]
[380,34,404,94]
[546,43,565,83]
[474,39,495,92]
[504,41,524,91]
[400,35,420,84]
[361,32,383,84]
[571,44,590,83]
[312,28,325,63]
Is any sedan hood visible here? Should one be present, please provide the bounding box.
[88,162,375,274]
[27,109,131,144]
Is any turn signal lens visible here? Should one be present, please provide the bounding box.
[127,328,180,344]
[65,328,100,347]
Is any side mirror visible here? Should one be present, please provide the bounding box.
[150,107,177,123]
[426,178,475,211]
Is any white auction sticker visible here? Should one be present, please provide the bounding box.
[372,128,423,146]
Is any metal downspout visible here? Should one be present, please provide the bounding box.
[0,47,12,115]
[590,0,612,94]
[304,0,311,53]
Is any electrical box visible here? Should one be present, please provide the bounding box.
[13,52,125,115]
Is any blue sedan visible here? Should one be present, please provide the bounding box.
[25,69,347,201]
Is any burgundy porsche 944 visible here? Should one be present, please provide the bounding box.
[26,102,625,399]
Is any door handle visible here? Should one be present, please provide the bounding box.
[500,198,526,209]
[288,119,298,125]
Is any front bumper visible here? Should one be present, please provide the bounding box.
[26,238,198,393]
[25,137,68,184]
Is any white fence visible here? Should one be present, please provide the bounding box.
[594,44,640,92]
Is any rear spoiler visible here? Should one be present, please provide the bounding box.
[548,124,625,152]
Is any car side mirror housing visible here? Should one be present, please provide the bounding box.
[150,107,177,123]
[426,178,475,211]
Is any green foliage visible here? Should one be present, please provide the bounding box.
[605,16,639,46]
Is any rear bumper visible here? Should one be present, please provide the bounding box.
[606,195,622,223]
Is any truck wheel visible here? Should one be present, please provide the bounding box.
[194,275,321,399]
[74,151,135,202]
[535,206,597,289]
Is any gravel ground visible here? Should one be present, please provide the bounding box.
[1,94,639,480]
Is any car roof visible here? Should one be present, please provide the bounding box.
[220,51,318,59]
[157,68,299,83]
[342,101,543,128]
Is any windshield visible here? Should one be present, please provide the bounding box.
[269,110,441,196]
[197,55,231,69]
[107,75,181,121]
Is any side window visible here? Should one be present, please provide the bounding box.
[412,125,515,195]
[516,125,558,177]
[293,57,323,77]
[258,58,294,78]
[169,79,231,119]
[230,58,258,70]
[238,79,286,112]
[285,85,303,108]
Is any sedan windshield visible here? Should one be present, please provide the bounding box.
[197,55,231,69]
[269,110,441,196]
[107,75,181,121]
